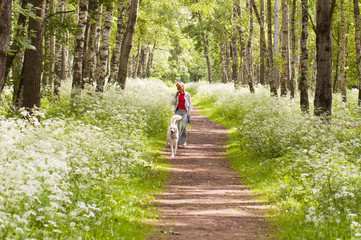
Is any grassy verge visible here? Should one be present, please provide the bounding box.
[0,79,172,239]
[187,82,361,240]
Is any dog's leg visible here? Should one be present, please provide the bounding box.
[171,145,174,157]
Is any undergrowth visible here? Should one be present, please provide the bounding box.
[187,82,361,240]
[0,78,173,239]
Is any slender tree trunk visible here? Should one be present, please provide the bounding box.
[251,0,266,85]
[225,31,232,82]
[300,0,309,112]
[43,0,55,90]
[133,43,141,78]
[267,0,276,95]
[247,0,255,93]
[340,0,348,103]
[84,0,100,84]
[54,0,66,97]
[71,1,88,99]
[22,0,46,109]
[232,1,239,87]
[117,0,140,90]
[0,0,12,94]
[109,2,126,83]
[273,0,281,91]
[353,0,361,106]
[95,4,113,92]
[199,12,213,83]
[237,4,246,85]
[280,0,290,97]
[290,0,296,98]
[314,0,335,118]
[146,43,155,78]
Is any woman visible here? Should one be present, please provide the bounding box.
[171,82,193,146]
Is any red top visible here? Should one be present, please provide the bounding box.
[177,92,186,110]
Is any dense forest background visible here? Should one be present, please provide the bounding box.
[1,0,361,118]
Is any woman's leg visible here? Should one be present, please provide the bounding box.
[175,109,188,144]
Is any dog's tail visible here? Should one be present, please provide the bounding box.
[171,115,182,125]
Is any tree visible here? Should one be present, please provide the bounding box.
[117,0,140,90]
[267,0,276,95]
[314,0,335,117]
[198,6,213,83]
[353,0,361,106]
[251,0,266,85]
[290,0,297,98]
[280,0,290,97]
[231,1,239,86]
[109,2,126,83]
[72,1,88,99]
[273,0,281,94]
[300,0,310,112]
[22,0,46,109]
[95,3,114,92]
[339,0,348,103]
[0,0,12,94]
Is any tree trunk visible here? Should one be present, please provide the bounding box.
[273,0,281,91]
[237,4,246,85]
[353,0,361,106]
[267,0,276,95]
[280,0,290,97]
[109,2,126,83]
[95,4,113,92]
[231,1,239,87]
[117,0,140,90]
[199,12,213,83]
[72,1,88,97]
[251,0,266,85]
[133,43,142,78]
[290,0,296,98]
[84,0,100,84]
[300,0,309,112]
[22,0,46,109]
[339,0,348,103]
[247,0,255,93]
[0,0,12,94]
[54,0,66,97]
[43,0,55,90]
[314,0,335,118]
[225,31,232,82]
[146,43,155,78]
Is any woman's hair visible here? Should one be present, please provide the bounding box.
[176,82,185,91]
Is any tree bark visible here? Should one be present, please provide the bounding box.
[225,31,232,82]
[72,1,88,97]
[251,0,266,85]
[95,4,113,92]
[199,12,213,83]
[314,0,335,118]
[247,0,255,93]
[273,0,281,92]
[54,0,67,97]
[0,0,12,94]
[231,1,239,87]
[300,0,309,112]
[339,0,348,103]
[109,2,126,83]
[353,0,361,106]
[280,0,290,97]
[146,43,155,78]
[237,5,246,85]
[22,0,46,109]
[267,0,276,95]
[117,0,140,90]
[290,0,297,98]
[43,0,55,90]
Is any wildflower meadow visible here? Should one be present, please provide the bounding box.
[0,79,173,239]
[187,83,361,240]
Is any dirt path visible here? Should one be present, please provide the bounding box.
[151,108,272,240]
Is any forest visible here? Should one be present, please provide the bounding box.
[1,0,361,239]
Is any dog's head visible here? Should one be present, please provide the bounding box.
[169,125,178,137]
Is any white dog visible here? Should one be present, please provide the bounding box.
[167,115,182,157]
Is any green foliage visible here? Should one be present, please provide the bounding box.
[188,82,361,239]
[0,79,173,239]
